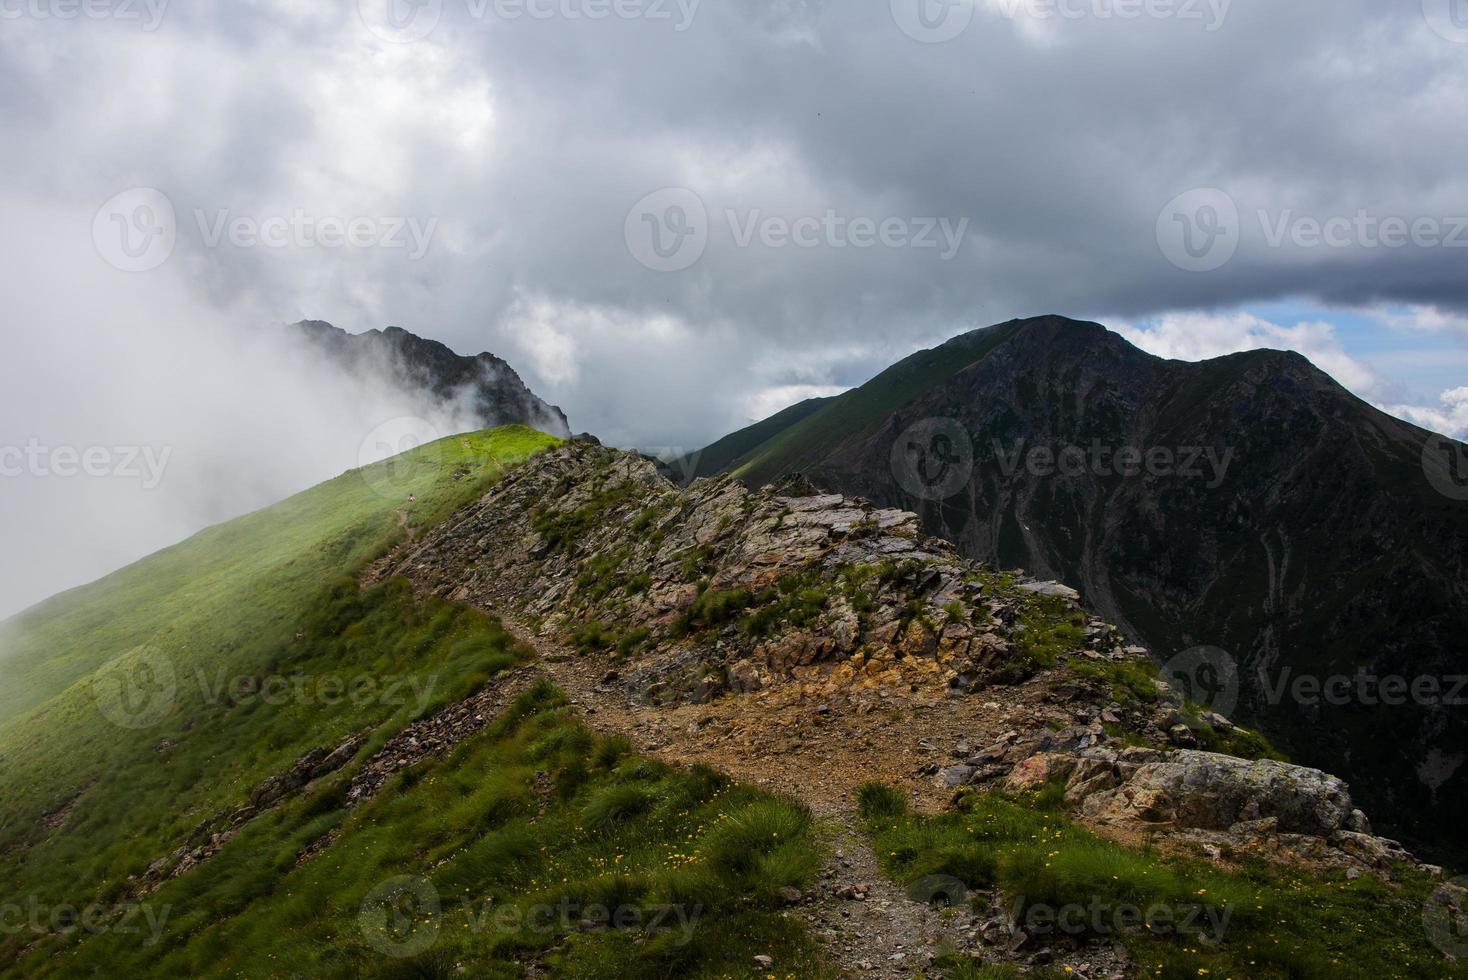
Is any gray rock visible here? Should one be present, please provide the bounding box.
[1077,750,1357,838]
[939,764,976,787]
[1167,724,1198,748]
[1018,581,1081,601]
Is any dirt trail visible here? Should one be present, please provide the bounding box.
[800,813,980,978]
[485,603,1042,978]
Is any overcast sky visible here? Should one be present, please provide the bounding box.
[2,0,1466,617]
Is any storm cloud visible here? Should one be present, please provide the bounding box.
[1,0,1465,614]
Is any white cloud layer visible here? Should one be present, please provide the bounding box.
[1383,388,1468,440]
[1117,311,1467,438]
[3,2,1467,616]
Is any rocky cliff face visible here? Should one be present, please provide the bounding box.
[294,320,571,437]
[700,316,1468,864]
[375,441,1429,880]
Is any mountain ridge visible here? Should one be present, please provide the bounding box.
[690,315,1468,864]
[2,429,1465,977]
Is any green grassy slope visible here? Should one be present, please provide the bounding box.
[0,428,556,965]
[14,680,826,979]
[0,426,826,978]
[0,426,557,723]
[727,321,1024,486]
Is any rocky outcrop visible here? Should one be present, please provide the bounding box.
[381,442,1134,708]
[1075,749,1360,837]
[953,732,1427,877]
[343,668,535,805]
[1068,747,1423,876]
[134,733,366,892]
[374,441,1424,879]
[131,668,539,896]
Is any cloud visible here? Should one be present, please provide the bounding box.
[5,3,1466,428]
[1370,305,1468,335]
[1383,387,1468,440]
[744,384,850,422]
[1116,310,1467,439]
[1114,311,1382,395]
[0,202,507,622]
[4,2,1468,609]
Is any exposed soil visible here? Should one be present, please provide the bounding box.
[481,598,1128,978]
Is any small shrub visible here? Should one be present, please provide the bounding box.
[672,588,753,636]
[582,783,659,830]
[703,800,813,880]
[592,735,633,771]
[616,627,651,657]
[570,620,618,652]
[856,782,909,821]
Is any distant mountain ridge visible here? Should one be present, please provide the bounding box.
[294,320,571,438]
[678,395,836,481]
[690,314,1468,863]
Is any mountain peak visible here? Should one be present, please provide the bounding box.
[691,315,1468,862]
[292,320,571,438]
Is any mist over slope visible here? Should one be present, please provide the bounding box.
[0,320,566,624]
[294,320,570,439]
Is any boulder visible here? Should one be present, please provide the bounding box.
[1167,723,1199,748]
[1076,750,1356,837]
[826,598,861,653]
[728,658,763,694]
[938,765,976,788]
[1004,753,1076,792]
[898,619,939,659]
[1332,831,1414,870]
[1018,581,1080,601]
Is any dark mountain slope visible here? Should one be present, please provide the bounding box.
[699,315,1468,863]
[680,394,835,480]
[294,320,571,437]
[724,321,1026,487]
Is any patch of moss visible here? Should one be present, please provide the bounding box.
[531,482,639,555]
[1013,597,1088,669]
[671,588,755,637]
